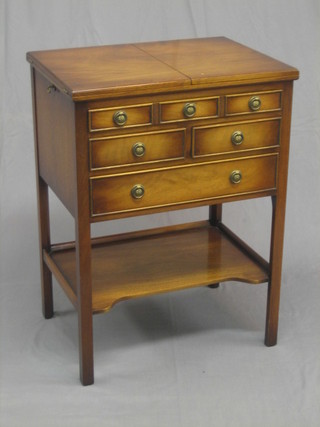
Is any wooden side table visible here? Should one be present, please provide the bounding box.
[27,37,299,385]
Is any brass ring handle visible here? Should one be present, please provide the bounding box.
[231,131,244,146]
[131,184,145,199]
[249,96,261,111]
[183,102,196,118]
[113,110,128,126]
[230,170,242,184]
[132,142,146,157]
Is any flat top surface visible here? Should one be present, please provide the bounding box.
[27,43,189,99]
[27,37,299,100]
[139,37,299,85]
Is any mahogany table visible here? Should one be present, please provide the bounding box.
[27,37,299,385]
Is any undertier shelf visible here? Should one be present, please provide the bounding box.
[47,221,269,314]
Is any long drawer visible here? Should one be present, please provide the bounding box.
[90,154,278,216]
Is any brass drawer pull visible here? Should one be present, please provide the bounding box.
[131,184,145,199]
[249,96,261,111]
[183,102,196,118]
[132,142,146,157]
[231,131,244,146]
[230,170,242,184]
[113,110,128,126]
[47,84,57,94]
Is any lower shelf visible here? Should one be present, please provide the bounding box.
[46,221,269,314]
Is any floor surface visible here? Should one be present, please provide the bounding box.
[1,269,319,427]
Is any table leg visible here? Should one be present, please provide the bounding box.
[208,204,223,289]
[265,195,286,346]
[75,218,94,385]
[37,177,53,319]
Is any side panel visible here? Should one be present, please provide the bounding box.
[34,70,76,215]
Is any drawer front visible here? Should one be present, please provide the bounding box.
[91,154,277,216]
[90,129,185,170]
[160,97,219,123]
[89,104,153,131]
[226,91,282,116]
[192,118,280,158]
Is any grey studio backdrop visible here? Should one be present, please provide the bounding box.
[0,0,319,426]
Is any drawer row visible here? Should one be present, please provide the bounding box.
[89,90,282,132]
[90,153,278,217]
[90,118,280,171]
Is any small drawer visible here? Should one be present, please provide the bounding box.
[192,118,280,158]
[88,103,153,132]
[226,91,282,116]
[160,97,219,123]
[89,129,185,170]
[90,154,277,216]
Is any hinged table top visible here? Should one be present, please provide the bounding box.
[27,37,299,101]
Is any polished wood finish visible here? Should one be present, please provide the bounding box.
[265,81,294,346]
[208,204,223,288]
[225,90,282,116]
[28,37,298,385]
[74,102,94,385]
[31,69,54,319]
[192,118,280,158]
[50,222,269,314]
[89,103,153,132]
[90,154,278,217]
[27,37,298,100]
[90,129,185,170]
[137,38,298,85]
[33,71,76,215]
[159,96,219,123]
[26,43,190,100]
